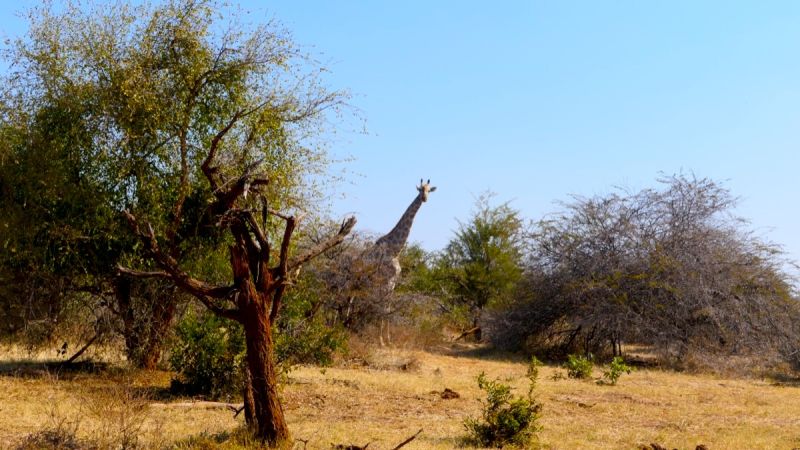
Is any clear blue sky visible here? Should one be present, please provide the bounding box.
[2,2,799,271]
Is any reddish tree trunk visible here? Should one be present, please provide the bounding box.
[242,298,288,443]
[138,297,176,369]
[115,276,177,370]
[231,242,290,444]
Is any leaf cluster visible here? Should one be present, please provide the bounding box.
[464,358,543,448]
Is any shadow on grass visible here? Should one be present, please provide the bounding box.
[431,342,529,363]
[766,371,800,387]
[171,427,267,449]
[0,359,118,379]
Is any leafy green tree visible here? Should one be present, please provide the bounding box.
[2,0,354,443]
[435,194,525,337]
[0,67,129,346]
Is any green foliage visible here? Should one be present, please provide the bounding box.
[274,275,347,367]
[432,194,525,327]
[170,278,348,398]
[169,312,245,400]
[527,356,543,387]
[601,356,632,386]
[566,354,593,379]
[464,358,542,448]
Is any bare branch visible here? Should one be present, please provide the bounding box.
[116,266,171,279]
[390,429,423,450]
[202,110,243,192]
[122,210,237,302]
[288,217,356,272]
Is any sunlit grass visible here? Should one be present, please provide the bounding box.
[2,344,800,449]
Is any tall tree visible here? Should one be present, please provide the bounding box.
[2,0,354,443]
[435,194,525,337]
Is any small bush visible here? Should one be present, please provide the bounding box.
[169,312,245,400]
[15,429,95,450]
[464,358,542,447]
[566,354,593,379]
[82,384,153,450]
[601,356,633,385]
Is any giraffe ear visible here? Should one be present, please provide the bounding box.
[429,186,437,192]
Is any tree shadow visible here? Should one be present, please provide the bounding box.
[0,359,116,380]
[431,342,528,363]
[765,371,800,387]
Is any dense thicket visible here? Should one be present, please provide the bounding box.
[486,175,800,369]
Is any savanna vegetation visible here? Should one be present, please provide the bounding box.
[1,1,799,449]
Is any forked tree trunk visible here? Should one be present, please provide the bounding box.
[121,200,354,446]
[242,298,288,443]
[231,243,289,444]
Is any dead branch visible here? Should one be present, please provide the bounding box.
[61,333,99,365]
[116,267,171,279]
[120,211,240,322]
[390,429,423,450]
[288,217,357,271]
[454,327,481,342]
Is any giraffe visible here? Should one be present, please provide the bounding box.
[363,179,436,344]
[367,179,436,289]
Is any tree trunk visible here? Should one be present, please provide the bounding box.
[138,293,177,369]
[115,276,138,357]
[230,239,289,445]
[241,291,289,445]
[115,276,177,370]
[242,364,256,427]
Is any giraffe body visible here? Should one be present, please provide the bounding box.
[365,179,436,292]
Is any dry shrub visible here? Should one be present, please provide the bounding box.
[15,416,94,450]
[489,175,800,372]
[17,379,163,450]
[79,383,154,449]
[340,335,421,372]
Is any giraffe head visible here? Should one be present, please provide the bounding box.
[417,178,437,202]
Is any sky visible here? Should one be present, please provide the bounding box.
[2,2,799,270]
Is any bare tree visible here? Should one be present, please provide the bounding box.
[488,174,800,369]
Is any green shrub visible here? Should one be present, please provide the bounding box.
[169,281,347,400]
[169,311,245,400]
[464,358,542,447]
[601,356,633,385]
[566,354,593,379]
[273,275,348,368]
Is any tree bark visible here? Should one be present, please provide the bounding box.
[231,241,289,444]
[242,365,256,427]
[242,298,288,444]
[115,276,177,370]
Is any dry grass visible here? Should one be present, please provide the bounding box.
[1,343,800,449]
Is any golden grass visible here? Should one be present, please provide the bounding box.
[1,344,800,449]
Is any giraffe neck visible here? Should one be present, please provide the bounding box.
[375,193,424,257]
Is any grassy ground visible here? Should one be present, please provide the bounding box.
[1,344,800,449]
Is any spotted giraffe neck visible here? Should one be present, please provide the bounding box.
[374,193,424,257]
